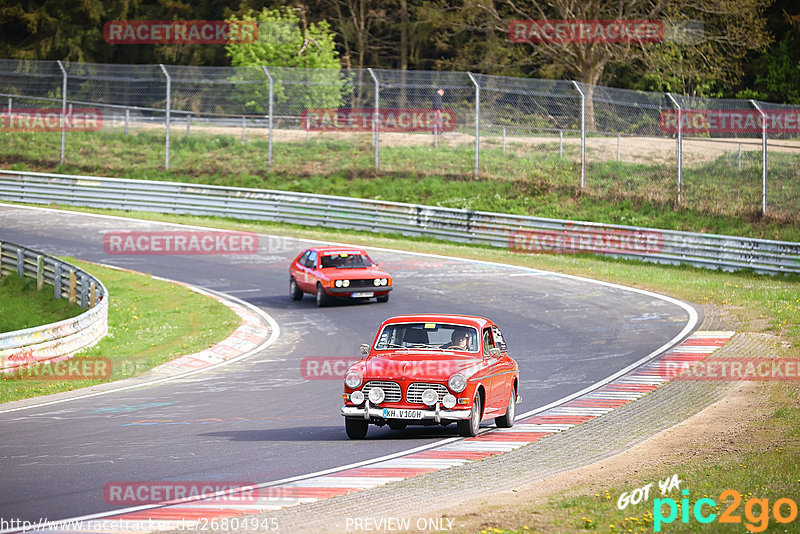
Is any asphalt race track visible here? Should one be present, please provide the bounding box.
[0,204,698,524]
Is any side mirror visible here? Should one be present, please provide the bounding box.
[489,347,502,359]
[360,344,370,355]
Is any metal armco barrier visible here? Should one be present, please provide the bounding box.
[0,240,108,372]
[0,170,798,274]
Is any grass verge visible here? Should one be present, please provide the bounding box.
[1,131,799,240]
[0,259,240,404]
[0,273,83,332]
[7,202,798,533]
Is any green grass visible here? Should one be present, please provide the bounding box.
[0,274,83,331]
[0,260,240,403]
[1,130,799,241]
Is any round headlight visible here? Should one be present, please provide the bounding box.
[442,394,456,409]
[350,390,365,405]
[345,371,362,389]
[381,278,388,286]
[421,388,438,406]
[342,279,350,287]
[448,373,467,393]
[368,387,385,404]
[373,278,381,286]
[335,279,343,287]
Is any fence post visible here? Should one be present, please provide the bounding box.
[571,81,585,190]
[241,115,246,143]
[750,100,767,215]
[616,134,621,161]
[7,98,11,128]
[502,126,506,154]
[738,143,742,171]
[666,93,682,206]
[57,60,67,165]
[159,64,171,170]
[125,108,129,135]
[262,66,274,171]
[367,68,380,171]
[186,113,191,135]
[468,72,480,178]
[559,130,563,157]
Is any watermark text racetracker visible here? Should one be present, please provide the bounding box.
[103,230,259,255]
[0,108,103,132]
[301,108,457,133]
[1,358,112,381]
[104,20,258,44]
[302,357,464,380]
[509,225,663,255]
[104,481,258,505]
[510,19,663,43]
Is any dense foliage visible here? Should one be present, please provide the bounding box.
[0,0,798,102]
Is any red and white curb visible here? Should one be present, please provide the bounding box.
[36,331,734,533]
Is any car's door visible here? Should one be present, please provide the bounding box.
[481,327,502,414]
[491,325,516,407]
[302,250,318,291]
[292,250,310,289]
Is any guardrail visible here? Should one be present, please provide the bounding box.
[0,169,798,274]
[0,241,108,373]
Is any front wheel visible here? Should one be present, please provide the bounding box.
[289,277,303,300]
[457,392,482,437]
[345,417,368,439]
[495,387,516,428]
[316,284,330,307]
[376,293,389,303]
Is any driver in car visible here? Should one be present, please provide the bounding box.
[443,327,471,350]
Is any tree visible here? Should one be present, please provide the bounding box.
[225,7,344,114]
[440,0,771,128]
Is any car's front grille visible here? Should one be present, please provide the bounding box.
[406,383,449,404]
[348,278,378,288]
[362,381,402,403]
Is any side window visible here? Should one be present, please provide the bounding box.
[305,251,317,268]
[482,328,494,353]
[492,326,507,351]
[298,250,310,266]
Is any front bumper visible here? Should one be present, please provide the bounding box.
[341,402,471,423]
[327,285,392,295]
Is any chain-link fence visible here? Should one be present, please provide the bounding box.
[0,59,798,219]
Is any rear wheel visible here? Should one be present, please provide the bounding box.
[457,392,482,437]
[289,277,303,300]
[316,284,330,307]
[345,417,368,439]
[495,387,516,428]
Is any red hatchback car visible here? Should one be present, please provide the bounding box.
[340,314,520,439]
[289,246,392,307]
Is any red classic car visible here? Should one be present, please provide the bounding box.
[289,246,392,307]
[340,314,521,439]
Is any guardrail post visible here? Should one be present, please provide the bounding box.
[571,81,586,190]
[666,93,683,206]
[159,64,171,170]
[53,263,61,299]
[90,282,97,307]
[36,255,44,290]
[57,60,68,165]
[69,269,76,305]
[750,100,768,215]
[262,67,274,171]
[468,72,480,178]
[367,68,380,171]
[16,248,23,277]
[80,274,88,308]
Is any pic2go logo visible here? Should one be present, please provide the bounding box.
[654,489,799,532]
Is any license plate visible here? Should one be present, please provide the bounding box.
[382,408,423,419]
[351,291,374,298]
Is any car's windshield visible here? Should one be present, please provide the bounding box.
[320,253,373,269]
[375,323,479,352]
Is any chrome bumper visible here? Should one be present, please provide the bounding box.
[341,401,472,423]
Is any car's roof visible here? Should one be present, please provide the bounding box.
[380,314,493,329]
[307,246,368,255]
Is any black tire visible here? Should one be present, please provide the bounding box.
[289,277,303,300]
[495,387,516,428]
[387,421,406,430]
[316,284,330,307]
[345,417,368,439]
[376,293,389,303]
[457,392,482,437]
